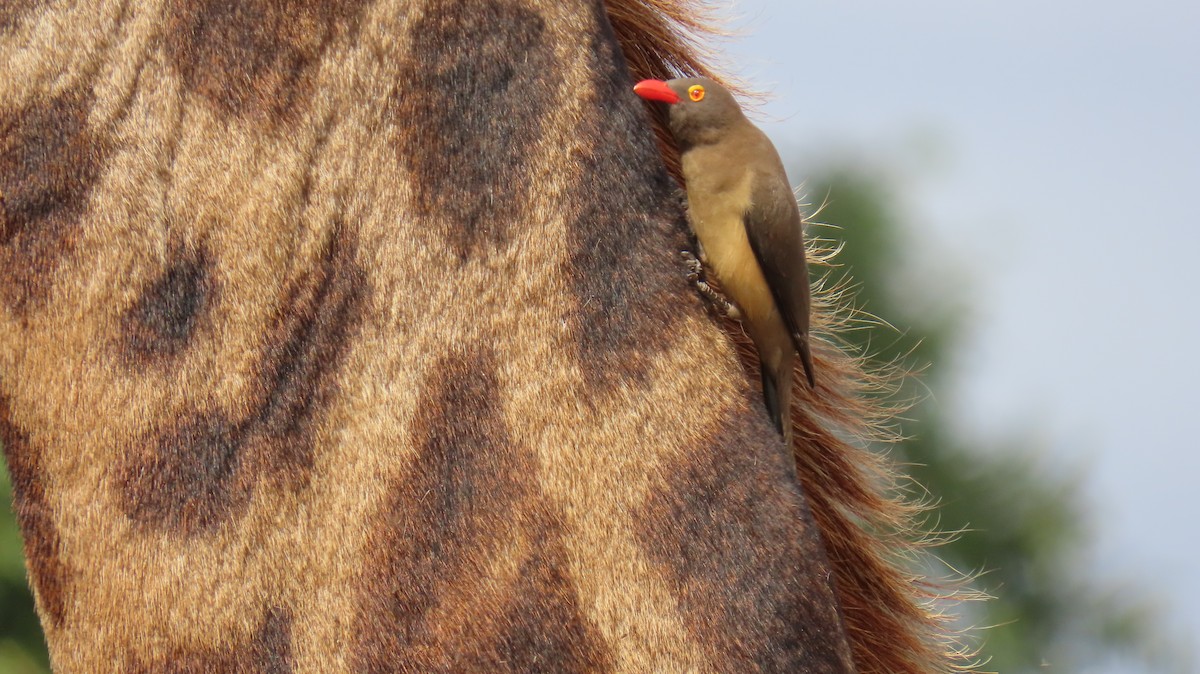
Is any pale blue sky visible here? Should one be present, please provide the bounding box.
[715,0,1199,668]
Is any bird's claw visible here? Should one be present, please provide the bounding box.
[680,250,704,281]
[703,287,740,319]
[681,250,740,319]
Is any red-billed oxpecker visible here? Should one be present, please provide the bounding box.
[635,77,815,443]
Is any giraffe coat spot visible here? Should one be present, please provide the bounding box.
[121,413,244,533]
[392,0,555,260]
[121,227,368,535]
[123,245,215,363]
[353,347,612,673]
[635,409,856,673]
[164,0,366,123]
[563,5,692,391]
[0,86,107,313]
[0,395,70,628]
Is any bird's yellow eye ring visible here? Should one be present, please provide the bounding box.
[688,85,705,102]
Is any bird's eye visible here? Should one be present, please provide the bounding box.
[688,85,705,102]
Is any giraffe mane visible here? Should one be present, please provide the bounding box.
[602,1,979,671]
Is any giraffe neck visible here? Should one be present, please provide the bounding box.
[0,1,961,672]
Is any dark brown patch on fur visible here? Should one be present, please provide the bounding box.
[0,0,40,31]
[390,0,555,261]
[0,86,106,313]
[0,395,70,627]
[252,224,368,462]
[121,413,246,532]
[562,5,693,391]
[121,226,368,534]
[128,606,293,673]
[636,407,856,673]
[353,347,612,673]
[484,543,612,674]
[164,0,365,123]
[123,245,216,362]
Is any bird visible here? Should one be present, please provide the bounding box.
[634,76,815,444]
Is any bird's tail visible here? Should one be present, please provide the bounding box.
[797,335,817,388]
[761,359,794,446]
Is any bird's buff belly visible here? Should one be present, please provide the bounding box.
[695,217,780,331]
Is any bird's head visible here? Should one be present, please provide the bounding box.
[633,77,745,148]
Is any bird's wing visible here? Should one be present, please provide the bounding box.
[743,171,816,385]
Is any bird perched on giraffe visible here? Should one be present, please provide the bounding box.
[635,76,816,444]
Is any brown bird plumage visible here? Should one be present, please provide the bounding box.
[635,77,815,443]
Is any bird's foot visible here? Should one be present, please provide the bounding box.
[674,187,689,211]
[681,249,704,281]
[713,292,741,319]
[680,250,741,319]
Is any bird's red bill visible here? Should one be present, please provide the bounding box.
[633,79,680,104]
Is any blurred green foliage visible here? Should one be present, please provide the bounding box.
[0,162,1182,673]
[0,454,50,673]
[805,162,1181,673]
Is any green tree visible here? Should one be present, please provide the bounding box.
[0,457,49,673]
[804,161,1183,673]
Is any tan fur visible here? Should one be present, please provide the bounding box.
[1,0,971,672]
